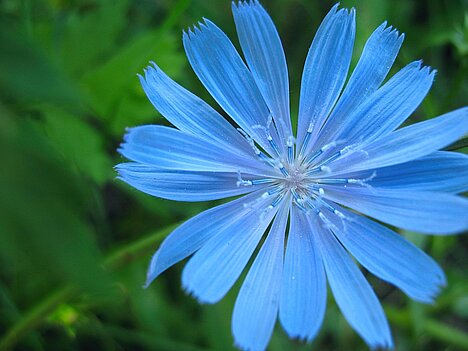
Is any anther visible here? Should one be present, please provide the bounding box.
[267,185,283,195]
[304,140,345,166]
[251,178,276,185]
[298,122,314,157]
[267,132,281,158]
[237,128,261,156]
[287,136,295,164]
[271,193,285,208]
[276,161,289,176]
[236,171,253,187]
[258,152,276,167]
[347,171,377,187]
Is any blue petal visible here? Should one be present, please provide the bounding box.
[232,0,292,145]
[321,185,468,235]
[116,163,265,202]
[140,63,253,155]
[327,107,468,175]
[279,206,326,341]
[313,215,393,349]
[181,194,279,303]
[119,125,275,176]
[327,60,434,148]
[183,19,274,153]
[361,151,468,193]
[317,22,404,148]
[232,199,289,351]
[145,190,266,287]
[297,5,355,154]
[324,207,446,303]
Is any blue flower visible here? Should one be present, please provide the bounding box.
[116,1,468,350]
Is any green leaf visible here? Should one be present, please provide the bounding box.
[0,24,80,108]
[39,105,113,184]
[0,106,111,294]
[60,0,130,75]
[82,30,185,135]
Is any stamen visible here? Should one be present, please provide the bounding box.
[236,171,252,187]
[317,178,348,184]
[305,146,353,176]
[267,185,284,195]
[290,188,302,203]
[237,128,261,156]
[271,193,285,208]
[242,191,270,210]
[313,188,349,230]
[291,189,311,213]
[251,178,277,185]
[258,152,276,167]
[318,171,377,187]
[287,136,295,164]
[267,132,281,158]
[298,122,314,157]
[303,139,346,166]
[260,193,285,221]
[347,171,377,187]
[276,161,289,176]
[236,172,277,187]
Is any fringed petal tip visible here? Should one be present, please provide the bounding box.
[368,339,394,351]
[183,18,215,41]
[282,331,320,344]
[182,283,218,305]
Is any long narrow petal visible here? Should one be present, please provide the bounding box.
[297,5,355,153]
[183,19,273,152]
[279,206,326,341]
[119,125,275,176]
[140,63,253,155]
[181,195,279,303]
[327,60,434,148]
[232,199,289,351]
[232,0,292,145]
[361,151,468,193]
[145,190,266,287]
[327,107,468,175]
[116,163,265,202]
[321,185,468,234]
[317,22,404,148]
[313,215,393,349]
[324,207,446,303]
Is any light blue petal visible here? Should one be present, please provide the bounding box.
[181,195,279,303]
[145,190,265,287]
[119,125,276,176]
[297,5,355,154]
[232,199,289,351]
[183,19,274,153]
[140,63,253,155]
[327,107,468,175]
[317,22,404,148]
[313,215,393,349]
[362,151,468,193]
[279,206,326,341]
[321,185,468,235]
[324,207,446,303]
[327,60,434,148]
[232,0,292,145]
[116,163,265,202]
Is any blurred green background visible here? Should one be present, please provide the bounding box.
[0,0,467,350]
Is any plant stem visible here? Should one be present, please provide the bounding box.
[0,286,73,351]
[0,224,177,351]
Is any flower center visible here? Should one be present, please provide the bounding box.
[282,164,308,191]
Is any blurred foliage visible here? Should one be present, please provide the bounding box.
[0,0,467,350]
